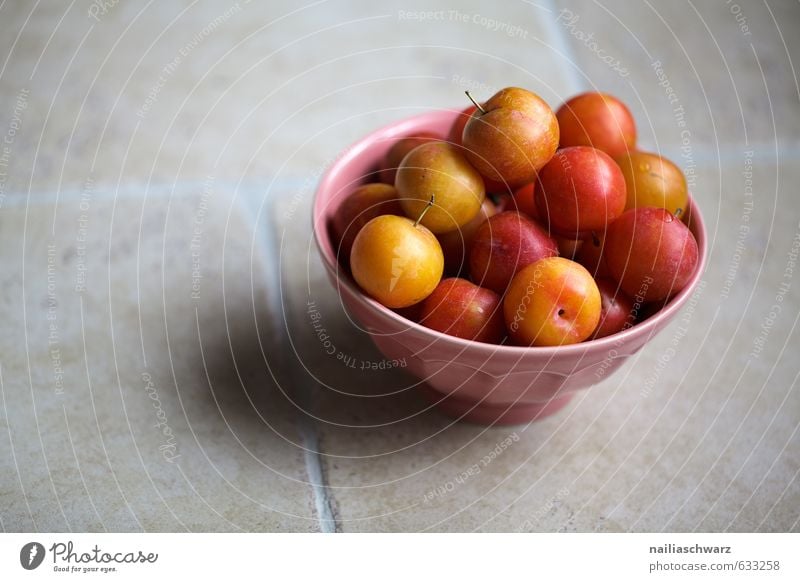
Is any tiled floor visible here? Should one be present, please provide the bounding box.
[1,0,798,532]
[0,187,317,531]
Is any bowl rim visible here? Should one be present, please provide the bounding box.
[312,109,708,357]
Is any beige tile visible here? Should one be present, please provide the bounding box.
[0,187,319,531]
[0,0,574,197]
[277,159,799,531]
[556,0,800,156]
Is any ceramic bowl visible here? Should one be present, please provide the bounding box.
[313,109,707,425]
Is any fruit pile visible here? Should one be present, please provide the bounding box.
[331,88,699,347]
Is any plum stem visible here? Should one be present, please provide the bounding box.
[414,194,435,228]
[464,91,486,115]
[674,207,683,218]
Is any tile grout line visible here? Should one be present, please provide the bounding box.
[534,0,800,167]
[2,137,800,212]
[540,0,587,94]
[299,421,338,533]
[258,192,338,533]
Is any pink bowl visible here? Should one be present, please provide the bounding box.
[313,109,707,425]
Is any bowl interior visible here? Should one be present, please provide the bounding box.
[314,109,460,263]
[313,109,707,353]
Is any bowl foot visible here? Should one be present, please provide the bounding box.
[420,386,574,425]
